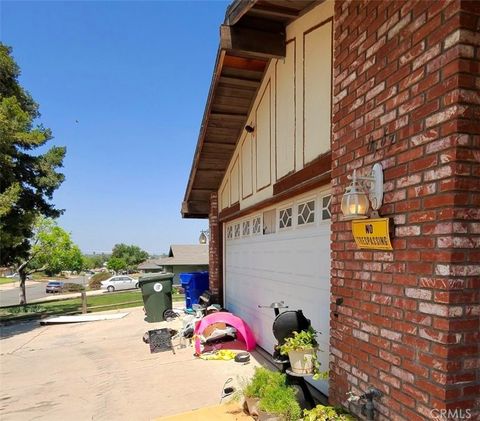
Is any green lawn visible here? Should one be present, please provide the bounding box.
[0,277,16,285]
[0,291,185,321]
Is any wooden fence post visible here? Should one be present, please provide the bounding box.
[81,292,87,314]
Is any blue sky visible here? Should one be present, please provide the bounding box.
[1,0,229,254]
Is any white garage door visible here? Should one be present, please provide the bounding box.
[224,187,331,395]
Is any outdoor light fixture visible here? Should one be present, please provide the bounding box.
[199,230,209,244]
[341,163,384,220]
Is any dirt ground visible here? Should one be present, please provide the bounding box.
[0,307,269,420]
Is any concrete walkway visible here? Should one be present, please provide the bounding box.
[0,306,269,420]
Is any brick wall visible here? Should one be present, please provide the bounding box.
[208,192,223,305]
[330,1,479,419]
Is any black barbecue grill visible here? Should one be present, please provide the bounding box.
[259,301,316,408]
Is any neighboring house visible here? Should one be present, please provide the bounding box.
[157,245,209,284]
[182,0,479,419]
[137,259,163,273]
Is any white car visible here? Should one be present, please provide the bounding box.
[101,276,139,292]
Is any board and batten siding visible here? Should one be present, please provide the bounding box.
[218,0,333,212]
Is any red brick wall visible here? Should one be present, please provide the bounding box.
[208,192,223,305]
[330,1,480,419]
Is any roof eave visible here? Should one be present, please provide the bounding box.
[182,47,226,219]
[182,0,319,219]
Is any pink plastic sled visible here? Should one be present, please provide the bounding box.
[194,312,256,355]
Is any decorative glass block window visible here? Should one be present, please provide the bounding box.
[234,223,241,238]
[252,216,261,235]
[226,225,233,240]
[279,207,293,229]
[321,195,332,220]
[297,200,315,225]
[242,220,250,236]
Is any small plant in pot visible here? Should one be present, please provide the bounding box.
[278,327,328,381]
[241,367,301,421]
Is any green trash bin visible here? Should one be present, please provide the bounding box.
[139,272,174,322]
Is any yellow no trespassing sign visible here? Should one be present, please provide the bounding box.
[352,218,393,250]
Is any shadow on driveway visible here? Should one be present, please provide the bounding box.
[0,319,41,340]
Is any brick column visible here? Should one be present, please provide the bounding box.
[331,1,479,419]
[208,192,223,305]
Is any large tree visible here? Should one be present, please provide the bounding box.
[107,257,127,273]
[0,44,66,270]
[83,253,109,270]
[111,243,149,270]
[17,217,83,303]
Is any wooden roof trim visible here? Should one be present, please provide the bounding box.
[249,3,300,20]
[226,0,319,27]
[183,48,226,212]
[220,24,286,60]
[225,0,256,26]
[182,52,269,218]
[219,171,331,223]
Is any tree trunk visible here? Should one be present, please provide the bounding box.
[18,267,27,305]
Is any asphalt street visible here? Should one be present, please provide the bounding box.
[0,276,88,307]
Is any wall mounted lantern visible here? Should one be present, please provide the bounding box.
[199,229,209,244]
[341,163,384,220]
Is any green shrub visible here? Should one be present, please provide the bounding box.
[88,272,111,290]
[243,368,301,421]
[258,384,301,421]
[244,367,286,399]
[63,283,85,292]
[302,405,356,420]
[8,305,44,314]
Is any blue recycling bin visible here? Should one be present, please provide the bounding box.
[180,271,209,310]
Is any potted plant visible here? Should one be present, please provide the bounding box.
[241,367,301,420]
[278,327,328,380]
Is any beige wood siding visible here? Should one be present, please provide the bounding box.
[218,0,333,212]
[230,156,240,204]
[221,179,229,210]
[275,40,296,180]
[256,82,272,191]
[241,134,253,198]
[304,20,332,164]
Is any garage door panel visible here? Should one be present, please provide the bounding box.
[225,282,276,352]
[226,240,330,333]
[229,237,329,290]
[225,189,331,395]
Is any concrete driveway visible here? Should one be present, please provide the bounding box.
[0,307,268,420]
